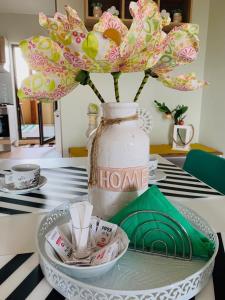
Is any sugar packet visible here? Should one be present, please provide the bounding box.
[89,217,99,248]
[91,236,120,265]
[95,220,118,248]
[90,216,99,234]
[46,227,74,262]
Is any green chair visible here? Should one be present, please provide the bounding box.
[183,149,225,195]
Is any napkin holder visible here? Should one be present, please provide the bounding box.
[119,210,192,261]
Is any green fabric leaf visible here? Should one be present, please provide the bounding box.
[19,40,28,51]
[152,19,160,32]
[110,186,215,261]
[82,32,99,59]
[51,52,60,63]
[75,70,90,85]
[48,80,56,91]
[111,72,121,80]
[128,33,136,45]
[17,89,25,99]
[145,34,151,43]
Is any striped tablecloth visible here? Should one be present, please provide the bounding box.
[0,162,221,216]
[0,160,224,299]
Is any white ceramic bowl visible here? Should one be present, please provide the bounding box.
[37,201,129,279]
[44,226,129,279]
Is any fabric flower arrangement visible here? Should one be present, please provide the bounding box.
[18,0,207,103]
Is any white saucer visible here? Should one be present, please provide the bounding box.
[0,176,47,194]
[149,170,166,184]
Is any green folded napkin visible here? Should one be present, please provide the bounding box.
[110,186,214,260]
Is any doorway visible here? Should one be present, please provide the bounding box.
[12,45,56,145]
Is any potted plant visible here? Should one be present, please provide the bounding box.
[154,101,188,125]
[91,2,103,18]
[154,101,194,149]
[172,8,183,23]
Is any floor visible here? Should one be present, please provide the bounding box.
[21,124,55,139]
[19,142,55,148]
[0,145,61,159]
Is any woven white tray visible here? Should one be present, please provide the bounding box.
[37,201,218,300]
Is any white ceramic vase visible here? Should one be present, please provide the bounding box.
[88,103,149,220]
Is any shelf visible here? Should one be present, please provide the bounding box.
[86,0,122,18]
[84,0,192,32]
[160,0,192,23]
[120,18,131,27]
[124,0,132,20]
[85,16,99,29]
[163,22,187,33]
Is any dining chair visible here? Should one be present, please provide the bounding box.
[183,149,225,194]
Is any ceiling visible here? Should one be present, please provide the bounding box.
[0,0,56,15]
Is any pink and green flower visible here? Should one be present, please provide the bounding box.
[18,0,207,103]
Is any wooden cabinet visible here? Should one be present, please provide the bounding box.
[84,0,192,31]
[0,36,6,64]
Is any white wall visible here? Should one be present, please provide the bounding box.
[0,14,46,43]
[199,0,225,155]
[60,0,210,156]
[0,0,55,15]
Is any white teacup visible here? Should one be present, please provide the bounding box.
[3,164,40,190]
[149,157,158,179]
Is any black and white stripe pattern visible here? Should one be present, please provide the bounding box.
[0,252,64,299]
[151,163,222,201]
[0,163,221,216]
[0,233,224,300]
[0,167,88,216]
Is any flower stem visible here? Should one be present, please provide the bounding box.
[134,70,151,102]
[87,79,105,103]
[112,72,121,102]
[133,69,158,102]
[76,71,105,103]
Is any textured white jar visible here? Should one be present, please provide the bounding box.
[88,103,149,220]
